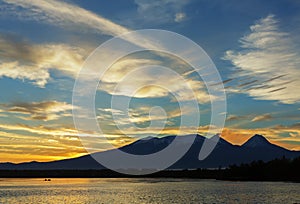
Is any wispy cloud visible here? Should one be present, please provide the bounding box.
[2,0,130,36]
[0,34,86,87]
[0,121,138,162]
[224,14,300,104]
[97,105,216,138]
[0,129,86,162]
[1,100,75,121]
[0,123,78,137]
[251,113,273,122]
[134,0,189,24]
[273,123,300,137]
[0,123,134,147]
[98,105,193,126]
[1,0,210,102]
[0,33,211,104]
[174,12,186,23]
[99,55,211,103]
[226,114,248,121]
[1,0,168,51]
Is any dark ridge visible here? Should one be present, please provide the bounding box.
[0,156,299,182]
[0,134,299,170]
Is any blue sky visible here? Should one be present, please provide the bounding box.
[0,0,300,162]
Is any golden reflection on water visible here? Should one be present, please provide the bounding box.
[0,178,299,203]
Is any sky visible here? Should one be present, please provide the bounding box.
[0,0,300,163]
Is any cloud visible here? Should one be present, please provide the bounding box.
[0,34,86,87]
[0,122,135,151]
[226,114,247,121]
[0,61,50,87]
[1,0,168,51]
[127,106,192,124]
[273,123,300,132]
[251,114,273,122]
[134,0,189,24]
[0,122,137,162]
[224,14,300,104]
[2,0,129,36]
[1,101,75,121]
[0,123,133,145]
[99,55,211,103]
[0,33,211,104]
[98,108,125,116]
[1,1,208,100]
[96,104,215,139]
[0,129,86,162]
[0,124,85,162]
[175,12,186,23]
[97,105,195,133]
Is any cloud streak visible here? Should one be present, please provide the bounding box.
[134,0,189,24]
[0,120,139,162]
[98,54,211,103]
[224,14,300,104]
[2,0,130,36]
[0,129,86,162]
[1,0,165,51]
[0,34,86,87]
[226,114,248,121]
[1,101,75,121]
[251,114,273,122]
[1,0,211,105]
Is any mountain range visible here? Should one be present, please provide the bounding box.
[1,134,299,170]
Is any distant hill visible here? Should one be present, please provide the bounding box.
[1,134,299,170]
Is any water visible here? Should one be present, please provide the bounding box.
[0,178,299,203]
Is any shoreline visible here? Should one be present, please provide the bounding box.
[0,169,299,183]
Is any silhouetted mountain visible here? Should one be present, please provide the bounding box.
[1,134,299,170]
[242,134,270,148]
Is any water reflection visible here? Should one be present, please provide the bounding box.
[0,178,299,203]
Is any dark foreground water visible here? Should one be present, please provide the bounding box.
[0,178,299,203]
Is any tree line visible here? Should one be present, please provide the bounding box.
[0,156,299,182]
